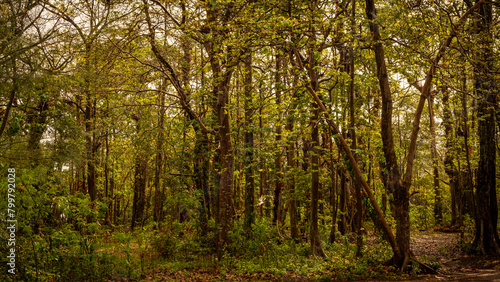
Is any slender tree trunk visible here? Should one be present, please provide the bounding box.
[442,88,458,227]
[328,144,338,243]
[104,118,112,226]
[349,0,363,257]
[284,0,300,242]
[287,64,300,241]
[154,90,165,224]
[273,52,284,226]
[259,85,265,217]
[428,93,443,225]
[131,116,147,230]
[84,42,97,203]
[244,52,255,238]
[460,74,474,219]
[310,104,325,257]
[338,168,348,235]
[308,32,326,257]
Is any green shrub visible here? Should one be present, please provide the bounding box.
[153,232,177,258]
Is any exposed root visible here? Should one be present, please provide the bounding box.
[400,253,410,273]
[408,255,439,275]
[385,255,439,275]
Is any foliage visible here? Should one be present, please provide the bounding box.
[1,0,498,279]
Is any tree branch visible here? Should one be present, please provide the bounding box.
[143,0,214,135]
[403,0,485,188]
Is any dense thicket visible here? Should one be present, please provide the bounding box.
[1,0,499,280]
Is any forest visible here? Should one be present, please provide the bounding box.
[1,0,500,281]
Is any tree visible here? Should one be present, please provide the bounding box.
[364,0,485,268]
[0,0,54,140]
[131,114,147,229]
[471,0,500,255]
[243,51,255,238]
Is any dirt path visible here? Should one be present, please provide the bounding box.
[410,230,500,281]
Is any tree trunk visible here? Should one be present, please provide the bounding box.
[273,52,284,225]
[308,35,326,257]
[338,168,348,235]
[287,57,300,241]
[28,97,50,154]
[131,117,147,230]
[328,147,338,244]
[472,0,500,255]
[428,93,443,225]
[442,88,458,227]
[215,80,235,259]
[83,41,97,203]
[154,88,165,224]
[244,52,255,238]
[204,23,236,257]
[364,0,405,265]
[349,0,363,257]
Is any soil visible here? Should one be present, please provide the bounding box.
[409,230,500,281]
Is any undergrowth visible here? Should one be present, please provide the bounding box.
[151,217,397,281]
[1,216,402,281]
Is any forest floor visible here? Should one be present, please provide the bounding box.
[407,230,500,281]
[122,229,500,281]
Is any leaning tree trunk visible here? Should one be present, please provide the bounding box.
[144,0,215,235]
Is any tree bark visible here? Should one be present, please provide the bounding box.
[131,117,147,230]
[428,93,443,225]
[287,56,300,241]
[349,0,363,257]
[243,52,255,238]
[442,88,458,227]
[203,5,236,258]
[154,86,165,224]
[338,168,348,235]
[273,52,284,226]
[472,0,500,255]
